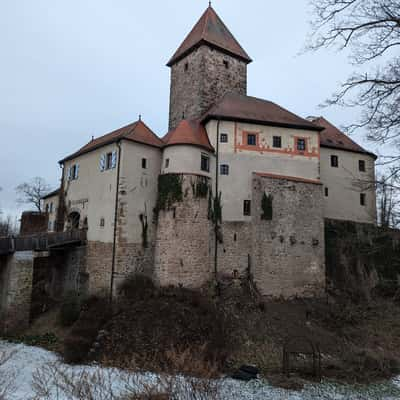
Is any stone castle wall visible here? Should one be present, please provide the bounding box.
[154,174,212,288]
[251,174,325,298]
[169,46,247,130]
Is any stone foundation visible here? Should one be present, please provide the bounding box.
[0,251,34,334]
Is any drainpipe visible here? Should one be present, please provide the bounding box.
[214,119,220,287]
[110,141,122,304]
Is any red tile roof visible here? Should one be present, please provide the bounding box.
[310,117,377,158]
[162,119,214,152]
[203,92,323,132]
[167,6,251,66]
[60,120,163,163]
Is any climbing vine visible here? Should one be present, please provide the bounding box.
[208,191,223,243]
[191,175,209,198]
[139,210,148,249]
[155,174,183,213]
[261,192,273,220]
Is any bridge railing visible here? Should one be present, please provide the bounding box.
[0,229,87,255]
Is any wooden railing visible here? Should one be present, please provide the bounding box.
[0,229,87,255]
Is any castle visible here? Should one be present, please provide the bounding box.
[41,5,377,299]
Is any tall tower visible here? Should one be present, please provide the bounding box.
[167,5,252,130]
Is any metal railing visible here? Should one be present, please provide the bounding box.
[0,229,87,255]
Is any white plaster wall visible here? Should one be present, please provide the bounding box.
[205,120,321,221]
[63,143,118,243]
[119,141,162,243]
[161,145,215,178]
[43,195,59,232]
[320,148,376,224]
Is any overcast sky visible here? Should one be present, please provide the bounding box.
[0,0,379,217]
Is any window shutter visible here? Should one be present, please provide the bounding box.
[111,151,117,169]
[67,166,72,181]
[99,154,106,172]
[75,163,80,179]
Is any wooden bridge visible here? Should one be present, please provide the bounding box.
[0,230,87,256]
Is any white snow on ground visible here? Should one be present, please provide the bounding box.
[1,340,400,400]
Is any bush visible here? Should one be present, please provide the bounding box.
[59,291,81,327]
[118,274,156,302]
[63,296,112,364]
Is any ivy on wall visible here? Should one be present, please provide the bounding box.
[156,174,184,212]
[139,212,148,248]
[191,176,209,199]
[261,192,273,220]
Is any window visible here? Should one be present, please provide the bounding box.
[243,200,251,216]
[69,164,79,180]
[100,217,105,227]
[106,152,113,170]
[45,204,49,213]
[100,151,117,172]
[273,136,282,148]
[220,133,228,143]
[201,154,210,172]
[360,193,366,206]
[359,160,366,172]
[142,158,147,169]
[296,138,306,151]
[220,164,229,175]
[165,158,170,168]
[49,202,53,213]
[325,187,329,197]
[331,155,339,168]
[223,60,229,69]
[184,62,189,71]
[247,133,257,146]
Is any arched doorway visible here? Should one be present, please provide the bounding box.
[67,212,80,230]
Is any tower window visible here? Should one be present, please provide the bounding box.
[360,193,366,206]
[247,134,257,146]
[359,160,366,172]
[100,217,105,228]
[184,62,189,71]
[325,187,329,197]
[220,133,228,143]
[165,158,170,168]
[273,136,282,148]
[201,154,210,172]
[220,164,229,175]
[243,200,251,216]
[296,138,306,151]
[223,60,229,69]
[331,155,339,168]
[142,158,147,169]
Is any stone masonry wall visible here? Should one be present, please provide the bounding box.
[251,174,325,298]
[0,251,34,334]
[169,45,247,130]
[154,175,212,288]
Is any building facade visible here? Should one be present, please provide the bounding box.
[41,5,377,298]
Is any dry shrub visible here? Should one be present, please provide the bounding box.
[0,348,16,400]
[99,283,232,376]
[118,274,156,302]
[59,291,81,327]
[63,296,111,364]
[31,362,222,400]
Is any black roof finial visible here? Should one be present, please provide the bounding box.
[139,114,142,121]
[209,1,212,7]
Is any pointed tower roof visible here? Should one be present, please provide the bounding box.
[167,5,252,67]
[162,119,214,152]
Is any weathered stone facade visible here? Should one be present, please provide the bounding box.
[0,251,34,334]
[251,174,325,297]
[154,174,212,287]
[169,45,247,130]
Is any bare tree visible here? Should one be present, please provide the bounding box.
[15,177,51,212]
[377,173,400,228]
[307,0,400,156]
